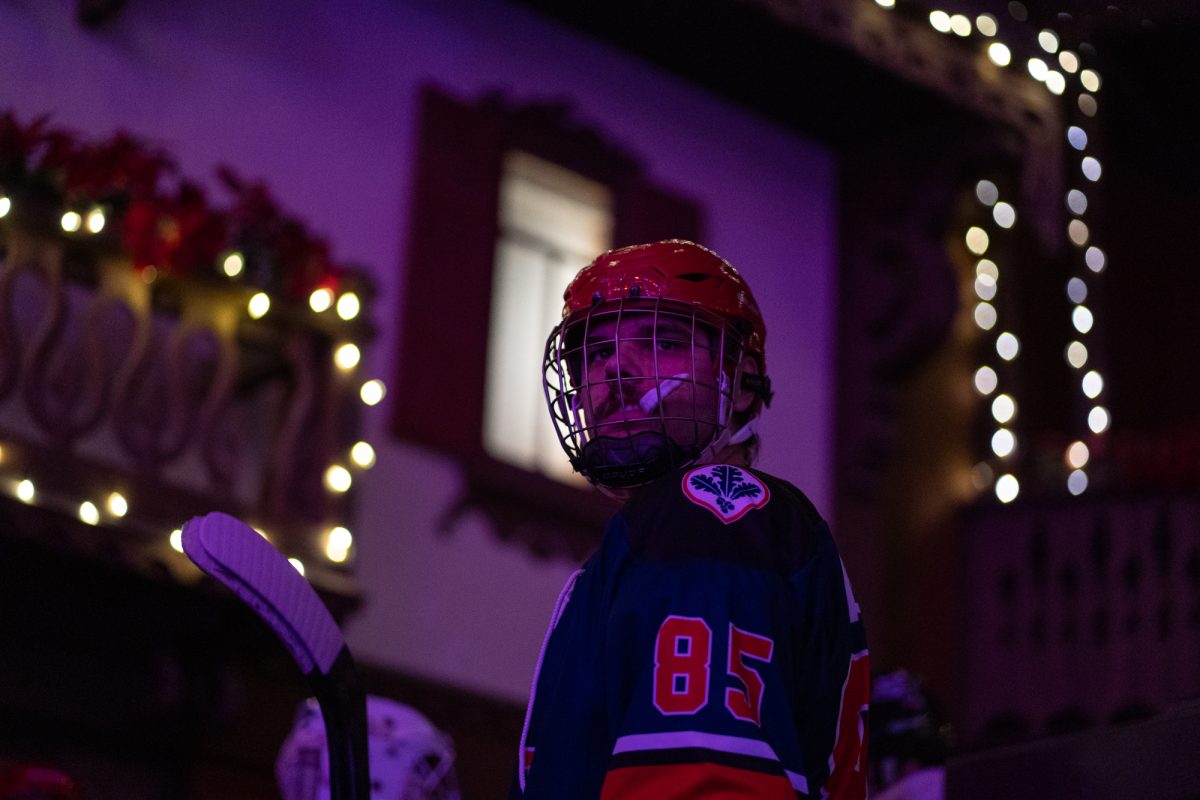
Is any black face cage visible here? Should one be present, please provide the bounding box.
[542,298,746,489]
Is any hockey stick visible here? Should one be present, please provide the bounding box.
[181,511,369,800]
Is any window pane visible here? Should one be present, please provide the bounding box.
[483,151,613,484]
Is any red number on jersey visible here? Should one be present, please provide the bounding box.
[724,624,775,725]
[654,617,777,723]
[653,616,712,715]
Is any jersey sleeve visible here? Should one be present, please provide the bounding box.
[792,525,871,800]
[597,512,869,800]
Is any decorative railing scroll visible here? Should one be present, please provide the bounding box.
[743,0,1063,247]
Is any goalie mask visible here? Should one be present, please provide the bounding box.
[543,240,771,492]
[277,696,461,800]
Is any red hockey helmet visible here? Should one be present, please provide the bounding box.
[0,764,83,800]
[543,240,772,492]
[559,240,766,371]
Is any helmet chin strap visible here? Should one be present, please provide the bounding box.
[694,416,756,467]
[695,368,758,466]
[727,416,759,445]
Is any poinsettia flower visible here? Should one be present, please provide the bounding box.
[2,111,353,304]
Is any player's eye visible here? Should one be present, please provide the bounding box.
[587,343,615,363]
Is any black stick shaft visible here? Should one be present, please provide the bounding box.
[312,646,370,800]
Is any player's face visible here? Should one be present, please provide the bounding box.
[575,309,725,450]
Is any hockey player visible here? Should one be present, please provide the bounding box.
[515,239,870,799]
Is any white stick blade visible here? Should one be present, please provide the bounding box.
[181,512,344,675]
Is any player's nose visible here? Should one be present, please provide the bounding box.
[605,340,650,379]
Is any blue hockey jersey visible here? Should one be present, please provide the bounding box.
[512,464,870,799]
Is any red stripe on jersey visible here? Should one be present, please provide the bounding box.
[601,762,797,800]
[823,651,870,800]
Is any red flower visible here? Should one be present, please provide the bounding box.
[121,198,165,270]
[160,182,228,276]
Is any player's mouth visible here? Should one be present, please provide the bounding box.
[591,374,689,434]
[594,407,657,435]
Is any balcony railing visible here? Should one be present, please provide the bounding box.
[963,489,1200,746]
[0,207,376,605]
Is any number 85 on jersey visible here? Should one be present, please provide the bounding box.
[653,615,775,726]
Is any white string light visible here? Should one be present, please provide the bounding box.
[86,207,106,234]
[325,526,353,563]
[350,441,376,469]
[946,4,1112,499]
[1058,36,1110,496]
[79,501,100,525]
[996,331,1020,361]
[974,366,999,396]
[336,292,361,321]
[248,292,271,319]
[309,287,334,313]
[223,252,245,277]
[324,464,353,493]
[1066,277,1088,303]
[974,302,998,330]
[1066,341,1088,369]
[965,226,990,254]
[360,378,386,406]
[107,491,128,517]
[1066,440,1090,469]
[991,394,1016,424]
[996,473,1020,503]
[968,176,1022,496]
[334,343,361,370]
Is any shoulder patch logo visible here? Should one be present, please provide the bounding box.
[682,465,770,524]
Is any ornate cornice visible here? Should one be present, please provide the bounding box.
[739,0,1064,245]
